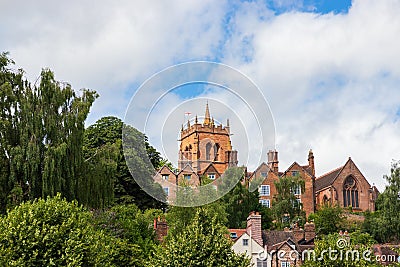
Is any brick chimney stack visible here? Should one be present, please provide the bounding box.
[308,149,315,177]
[154,217,168,243]
[246,211,263,246]
[267,150,279,173]
[304,222,316,241]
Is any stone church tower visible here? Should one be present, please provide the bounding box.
[178,103,238,175]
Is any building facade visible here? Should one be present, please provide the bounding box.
[154,102,378,212]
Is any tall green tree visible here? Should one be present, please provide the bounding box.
[272,174,306,228]
[363,161,400,243]
[150,208,250,267]
[83,116,167,209]
[0,52,97,212]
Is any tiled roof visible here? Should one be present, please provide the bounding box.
[315,166,343,191]
[228,229,247,241]
[262,230,295,250]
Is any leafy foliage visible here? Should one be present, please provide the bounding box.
[272,174,305,228]
[83,116,167,209]
[309,204,344,235]
[0,52,97,212]
[302,232,379,267]
[363,161,400,243]
[0,194,142,266]
[93,204,162,264]
[150,208,251,267]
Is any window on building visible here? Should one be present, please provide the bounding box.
[257,259,268,267]
[259,185,270,196]
[261,172,267,177]
[294,184,301,195]
[243,239,249,246]
[208,173,216,180]
[162,174,169,180]
[184,174,191,180]
[206,142,212,161]
[291,171,299,177]
[230,232,237,239]
[296,198,301,205]
[281,262,291,267]
[163,187,169,196]
[259,199,270,208]
[343,176,359,208]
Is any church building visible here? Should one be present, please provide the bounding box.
[154,102,379,213]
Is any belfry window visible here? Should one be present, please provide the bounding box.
[343,176,359,208]
[206,142,212,161]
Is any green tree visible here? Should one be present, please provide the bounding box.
[0,194,143,266]
[272,174,305,228]
[83,116,167,209]
[363,161,400,243]
[93,204,163,265]
[150,208,251,267]
[309,204,344,235]
[0,52,97,212]
[223,182,258,229]
[302,232,379,267]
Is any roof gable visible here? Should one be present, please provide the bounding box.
[201,163,221,176]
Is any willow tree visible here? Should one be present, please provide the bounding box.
[0,52,97,212]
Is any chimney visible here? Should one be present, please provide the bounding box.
[304,222,316,241]
[308,149,315,177]
[154,217,168,243]
[246,211,263,246]
[267,150,279,173]
[293,222,305,243]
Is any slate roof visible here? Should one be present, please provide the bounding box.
[315,166,343,192]
[262,230,296,251]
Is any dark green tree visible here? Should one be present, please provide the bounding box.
[0,52,97,212]
[308,204,344,235]
[83,116,167,209]
[363,161,400,243]
[223,180,272,229]
[272,174,306,228]
[150,208,250,267]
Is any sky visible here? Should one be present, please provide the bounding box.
[1,0,400,191]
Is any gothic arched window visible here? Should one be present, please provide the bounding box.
[214,143,220,161]
[206,142,212,161]
[343,176,359,208]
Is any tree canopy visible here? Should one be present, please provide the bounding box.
[0,52,97,212]
[150,208,250,267]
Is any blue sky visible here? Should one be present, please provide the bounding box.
[1,0,399,191]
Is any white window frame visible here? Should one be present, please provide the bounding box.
[259,199,270,208]
[281,262,291,267]
[259,185,270,196]
[184,174,191,180]
[294,185,301,195]
[261,172,267,178]
[162,174,169,180]
[243,238,249,246]
[208,173,216,180]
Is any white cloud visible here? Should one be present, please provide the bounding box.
[1,0,399,191]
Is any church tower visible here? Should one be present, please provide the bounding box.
[178,102,238,175]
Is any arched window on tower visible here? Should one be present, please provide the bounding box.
[206,142,212,161]
[214,143,220,161]
[343,176,359,208]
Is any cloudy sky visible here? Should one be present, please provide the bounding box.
[1,0,399,191]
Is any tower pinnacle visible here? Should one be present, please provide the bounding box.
[204,101,211,126]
